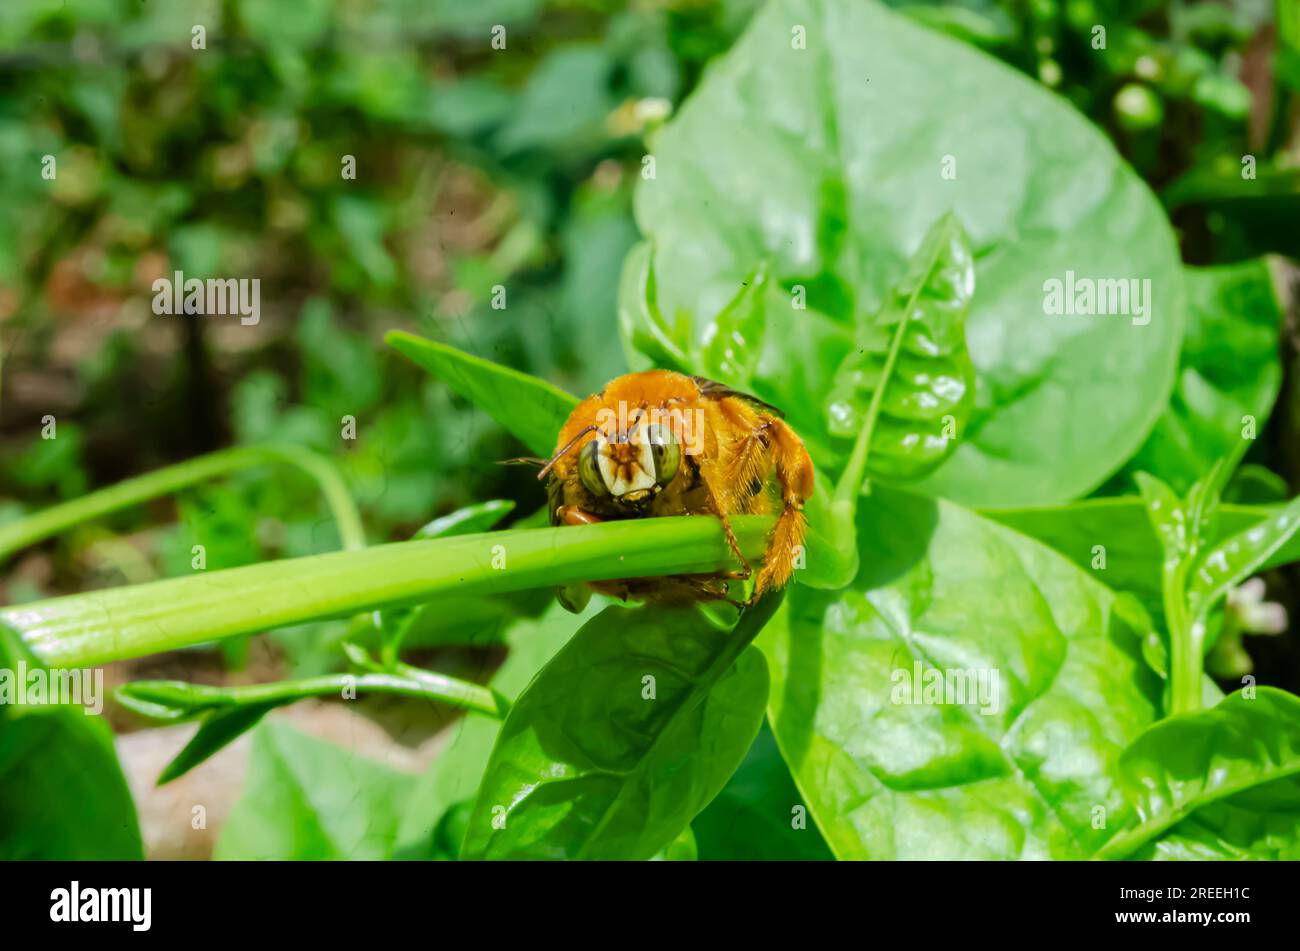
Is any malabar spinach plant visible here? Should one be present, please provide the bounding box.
[3,0,1298,861]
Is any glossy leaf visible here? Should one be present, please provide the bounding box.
[825,212,974,483]
[393,600,597,858]
[460,597,780,860]
[386,330,578,457]
[412,499,515,539]
[1100,688,1300,860]
[692,721,834,860]
[0,624,142,860]
[627,0,1184,507]
[1187,495,1300,624]
[759,487,1162,859]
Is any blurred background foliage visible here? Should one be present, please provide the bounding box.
[0,0,1297,705]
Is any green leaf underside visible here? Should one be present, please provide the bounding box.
[386,330,578,457]
[461,596,780,860]
[760,487,1161,859]
[0,625,142,860]
[159,703,278,786]
[625,0,1184,508]
[1102,689,1300,860]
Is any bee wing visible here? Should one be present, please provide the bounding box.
[691,376,787,419]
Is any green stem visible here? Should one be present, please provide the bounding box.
[1163,560,1204,716]
[4,515,772,669]
[0,444,365,564]
[121,671,507,720]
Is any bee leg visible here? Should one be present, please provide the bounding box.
[699,470,752,580]
[750,416,814,602]
[681,576,747,609]
[557,505,602,526]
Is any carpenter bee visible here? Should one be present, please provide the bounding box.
[537,370,814,607]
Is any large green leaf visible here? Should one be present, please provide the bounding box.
[988,498,1300,622]
[215,719,418,860]
[625,0,1183,507]
[1107,261,1284,494]
[0,625,142,860]
[759,487,1162,859]
[1100,688,1300,860]
[692,720,834,860]
[386,330,578,457]
[460,598,779,860]
[394,599,597,859]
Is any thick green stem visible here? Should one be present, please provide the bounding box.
[0,444,365,564]
[1164,560,1204,715]
[3,516,772,669]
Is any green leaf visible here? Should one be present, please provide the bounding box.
[987,498,1300,623]
[214,719,417,860]
[825,212,974,483]
[1187,495,1300,625]
[493,44,615,154]
[1099,688,1300,860]
[1136,470,1188,565]
[692,721,834,860]
[157,704,277,786]
[385,331,578,457]
[759,487,1162,859]
[651,825,698,861]
[701,261,770,386]
[627,0,1184,507]
[1108,262,1283,494]
[0,625,142,860]
[394,600,598,858]
[460,597,780,860]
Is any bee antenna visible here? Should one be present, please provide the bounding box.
[536,424,599,481]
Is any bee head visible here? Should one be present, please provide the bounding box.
[577,423,680,508]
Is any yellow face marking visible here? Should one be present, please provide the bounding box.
[595,425,657,497]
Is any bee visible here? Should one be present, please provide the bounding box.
[538,370,814,606]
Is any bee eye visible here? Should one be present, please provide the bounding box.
[645,424,680,486]
[578,439,609,496]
